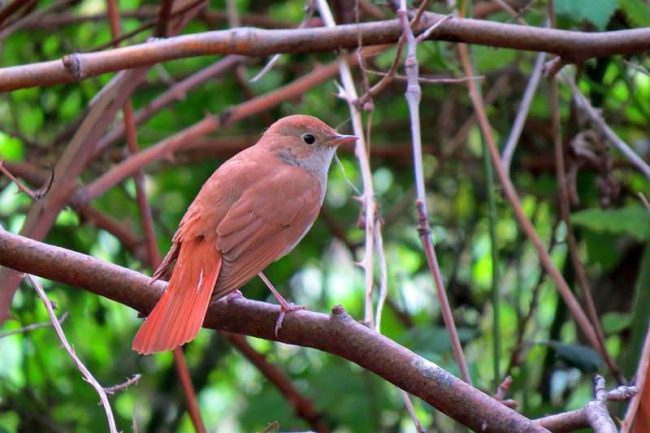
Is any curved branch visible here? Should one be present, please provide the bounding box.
[0,229,549,433]
[2,13,650,91]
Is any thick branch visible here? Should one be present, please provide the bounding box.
[2,13,650,90]
[0,229,548,433]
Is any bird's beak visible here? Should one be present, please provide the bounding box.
[329,134,358,146]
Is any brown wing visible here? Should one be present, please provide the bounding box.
[212,167,323,299]
[151,147,261,280]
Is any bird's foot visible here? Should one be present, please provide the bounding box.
[274,302,305,337]
[225,289,245,303]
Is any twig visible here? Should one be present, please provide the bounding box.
[506,217,560,376]
[397,0,472,384]
[560,70,650,179]
[155,0,174,36]
[105,374,142,394]
[0,0,74,41]
[535,378,638,432]
[105,1,207,430]
[621,304,650,432]
[172,348,206,433]
[0,0,30,27]
[483,113,501,389]
[90,0,207,52]
[549,73,624,383]
[0,158,39,198]
[501,51,547,175]
[315,0,380,328]
[95,55,247,156]
[373,219,389,332]
[354,1,431,110]
[639,192,650,211]
[584,376,621,433]
[492,0,527,25]
[250,1,316,83]
[225,333,330,432]
[365,69,483,84]
[0,311,69,338]
[400,389,426,433]
[25,274,119,433]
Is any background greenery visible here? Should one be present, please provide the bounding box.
[0,0,649,432]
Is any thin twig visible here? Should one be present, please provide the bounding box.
[366,69,483,84]
[549,73,624,383]
[639,192,650,211]
[398,0,472,384]
[0,311,69,338]
[560,70,650,179]
[0,0,74,41]
[316,0,380,328]
[250,1,316,83]
[584,376,619,433]
[354,1,431,110]
[104,374,142,394]
[225,333,330,432]
[501,51,547,175]
[0,159,39,199]
[534,377,638,431]
[492,0,527,25]
[400,389,426,433]
[105,2,207,430]
[155,0,174,36]
[25,274,119,433]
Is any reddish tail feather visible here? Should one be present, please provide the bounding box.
[132,238,221,354]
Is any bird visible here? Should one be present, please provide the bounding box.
[132,115,357,354]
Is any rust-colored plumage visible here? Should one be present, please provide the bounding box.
[132,115,356,354]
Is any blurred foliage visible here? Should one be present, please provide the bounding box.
[0,0,649,432]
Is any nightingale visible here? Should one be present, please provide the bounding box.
[132,115,357,354]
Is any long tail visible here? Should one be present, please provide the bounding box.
[132,237,221,354]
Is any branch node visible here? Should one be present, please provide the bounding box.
[62,54,83,80]
[331,304,350,321]
[543,56,569,78]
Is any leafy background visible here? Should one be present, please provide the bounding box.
[0,0,649,432]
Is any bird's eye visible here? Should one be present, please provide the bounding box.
[302,133,316,145]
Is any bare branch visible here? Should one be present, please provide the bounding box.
[501,51,546,175]
[104,374,142,395]
[397,0,471,384]
[25,274,120,433]
[315,0,380,328]
[0,230,550,433]
[0,311,68,338]
[2,14,650,91]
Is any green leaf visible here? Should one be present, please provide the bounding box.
[556,0,619,30]
[620,0,650,26]
[0,133,23,161]
[601,311,632,334]
[571,207,650,241]
[545,341,604,373]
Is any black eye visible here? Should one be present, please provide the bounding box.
[302,133,315,145]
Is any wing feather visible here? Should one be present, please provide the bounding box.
[211,170,323,298]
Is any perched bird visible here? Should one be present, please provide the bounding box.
[132,115,356,354]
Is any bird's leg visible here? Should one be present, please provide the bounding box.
[258,272,305,336]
